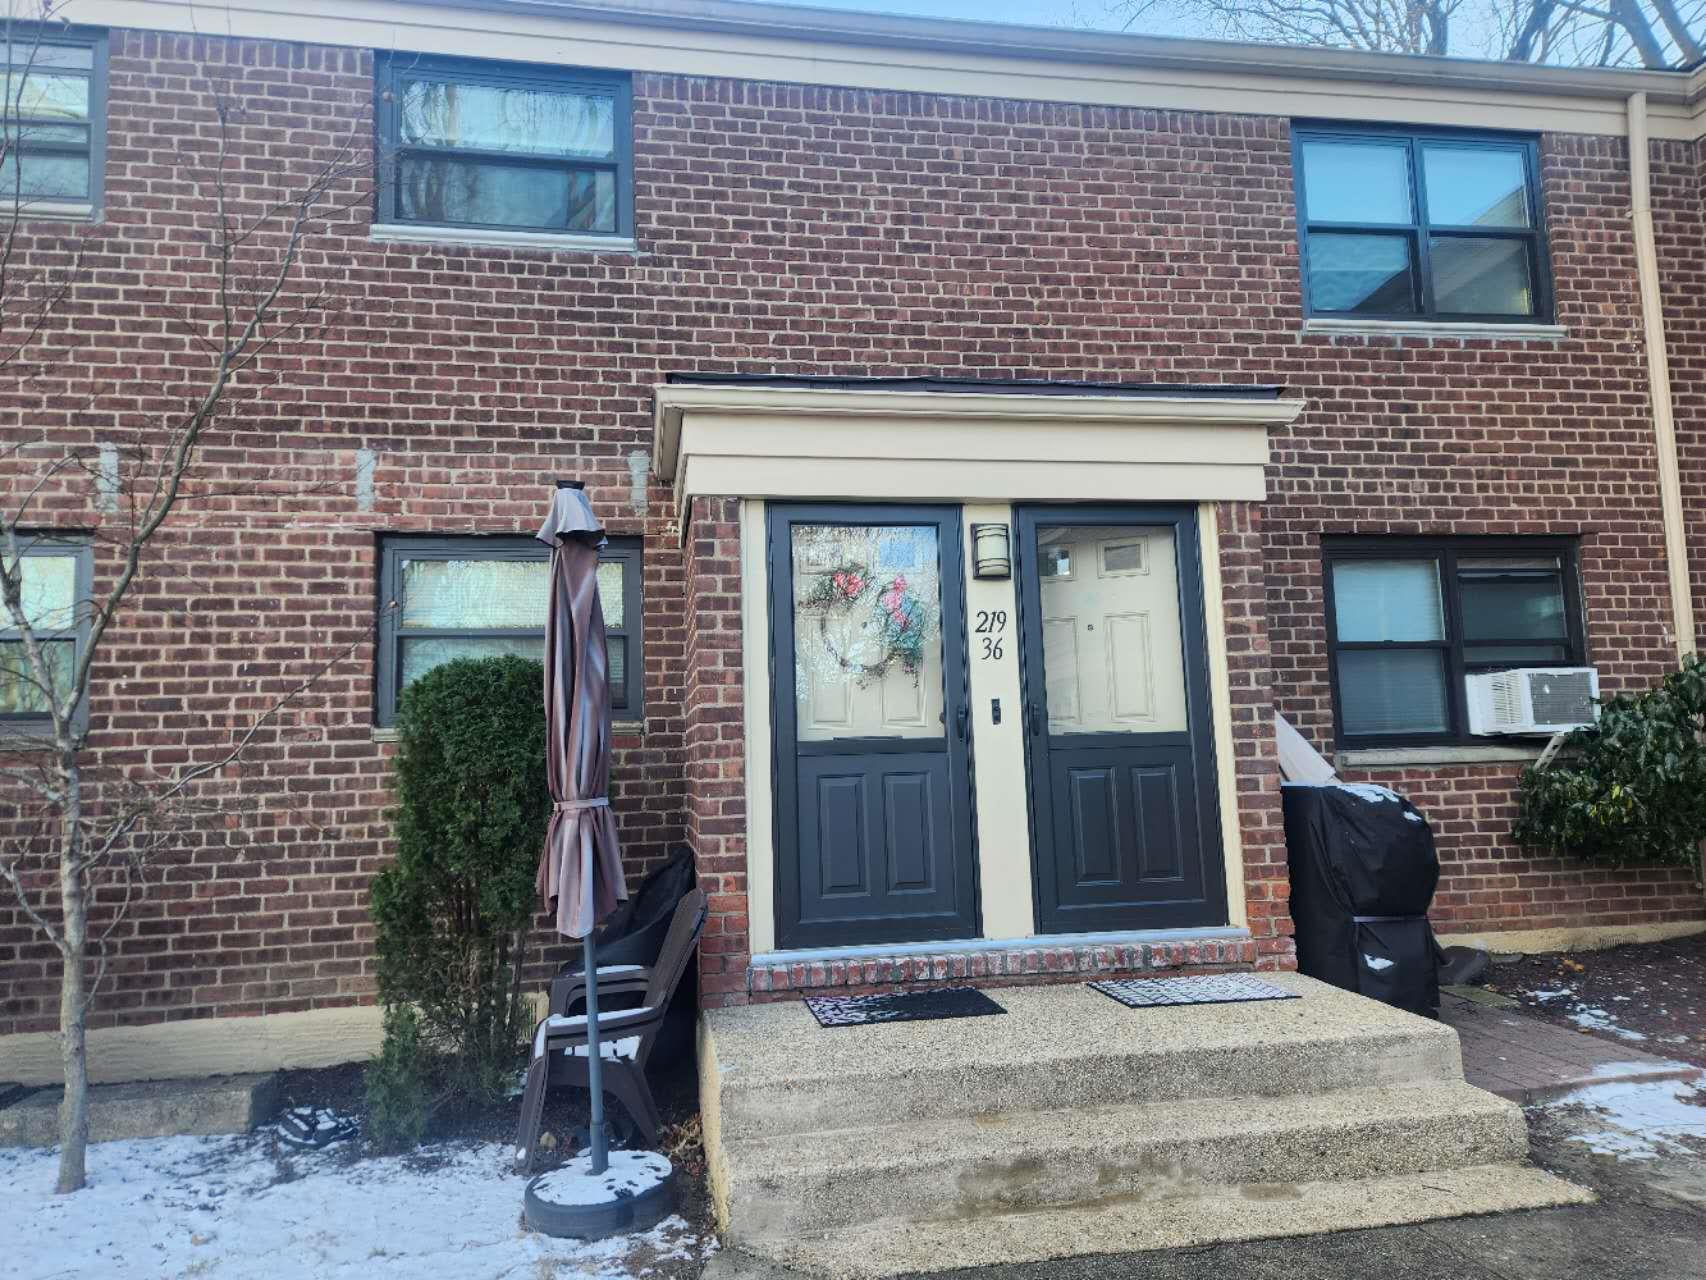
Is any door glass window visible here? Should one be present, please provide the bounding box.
[790,524,943,742]
[1036,525,1186,734]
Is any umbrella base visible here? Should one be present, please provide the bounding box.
[523,1150,675,1240]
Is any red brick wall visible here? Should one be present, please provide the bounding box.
[2,32,1702,1036]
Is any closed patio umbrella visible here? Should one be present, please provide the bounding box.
[535,480,628,1176]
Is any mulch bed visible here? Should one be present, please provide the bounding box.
[1486,931,1706,1069]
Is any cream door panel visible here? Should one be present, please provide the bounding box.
[1038,526,1187,734]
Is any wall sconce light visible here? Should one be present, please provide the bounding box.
[971,523,1012,580]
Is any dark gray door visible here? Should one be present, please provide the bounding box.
[769,504,978,949]
[1015,505,1226,935]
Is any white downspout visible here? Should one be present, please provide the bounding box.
[1626,91,1696,661]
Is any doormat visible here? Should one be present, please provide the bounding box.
[804,986,1007,1028]
[1088,974,1299,1009]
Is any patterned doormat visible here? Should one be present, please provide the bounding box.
[805,985,1007,1028]
[1089,974,1299,1009]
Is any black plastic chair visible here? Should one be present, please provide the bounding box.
[514,888,707,1173]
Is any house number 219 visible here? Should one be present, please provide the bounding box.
[974,610,1007,660]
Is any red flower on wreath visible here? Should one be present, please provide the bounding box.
[832,570,865,600]
[881,576,911,631]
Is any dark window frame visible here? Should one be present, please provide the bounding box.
[2,23,107,212]
[1,534,94,738]
[372,52,634,237]
[375,534,643,727]
[1321,536,1586,749]
[1292,122,1554,324]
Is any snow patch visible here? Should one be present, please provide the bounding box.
[1362,954,1396,972]
[1542,1077,1706,1161]
[1567,1006,1649,1042]
[0,1134,707,1280]
[530,1151,672,1207]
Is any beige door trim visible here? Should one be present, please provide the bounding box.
[658,386,1306,544]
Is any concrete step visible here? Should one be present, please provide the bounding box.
[722,1080,1528,1240]
[752,1162,1592,1279]
[0,1074,279,1147]
[703,975,1464,1143]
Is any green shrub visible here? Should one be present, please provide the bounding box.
[368,654,548,1140]
[1513,655,1706,881]
[365,1005,429,1152]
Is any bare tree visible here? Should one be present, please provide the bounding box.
[1109,0,1706,67]
[0,2,368,1193]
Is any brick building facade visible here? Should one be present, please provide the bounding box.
[1,0,1703,1077]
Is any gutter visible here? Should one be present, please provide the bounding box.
[1626,91,1696,661]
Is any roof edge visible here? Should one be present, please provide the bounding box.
[438,0,1702,105]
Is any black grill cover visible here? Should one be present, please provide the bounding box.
[1283,783,1441,1017]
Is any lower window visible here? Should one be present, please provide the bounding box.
[1323,538,1584,746]
[376,535,642,726]
[1,536,92,735]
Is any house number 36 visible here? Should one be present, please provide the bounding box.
[974,610,1007,660]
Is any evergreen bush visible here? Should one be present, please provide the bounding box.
[1513,654,1706,885]
[366,654,548,1143]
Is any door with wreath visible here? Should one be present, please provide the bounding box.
[767,504,979,949]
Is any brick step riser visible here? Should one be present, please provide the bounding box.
[717,1030,1463,1143]
[724,1102,1528,1241]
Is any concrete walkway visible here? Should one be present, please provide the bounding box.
[1439,987,1702,1103]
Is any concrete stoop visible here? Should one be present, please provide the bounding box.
[699,974,1589,1278]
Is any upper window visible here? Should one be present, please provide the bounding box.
[374,54,632,237]
[1323,539,1583,747]
[2,27,106,210]
[1294,127,1551,323]
[1,537,92,735]
[376,535,643,727]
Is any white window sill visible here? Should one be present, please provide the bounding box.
[3,200,95,223]
[1303,318,1568,342]
[368,224,639,255]
[1336,744,1547,769]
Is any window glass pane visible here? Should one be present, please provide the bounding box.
[791,523,943,743]
[1300,140,1412,224]
[401,79,615,159]
[4,43,93,71]
[596,560,625,631]
[1306,233,1416,315]
[1338,649,1450,737]
[399,635,545,687]
[398,156,613,231]
[1332,560,1444,642]
[0,638,73,714]
[4,553,78,632]
[0,72,90,120]
[607,636,626,703]
[0,151,89,199]
[1422,147,1530,228]
[1464,644,1569,666]
[1429,236,1533,316]
[399,557,549,629]
[1457,556,1567,642]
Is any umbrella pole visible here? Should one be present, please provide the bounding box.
[582,932,608,1175]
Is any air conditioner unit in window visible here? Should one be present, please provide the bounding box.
[1466,668,1599,737]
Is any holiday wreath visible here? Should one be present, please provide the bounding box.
[800,560,931,682]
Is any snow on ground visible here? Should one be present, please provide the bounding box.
[1522,983,1650,1042]
[0,1132,711,1280]
[1541,1076,1706,1161]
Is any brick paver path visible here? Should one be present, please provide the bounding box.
[1441,987,1702,1103]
